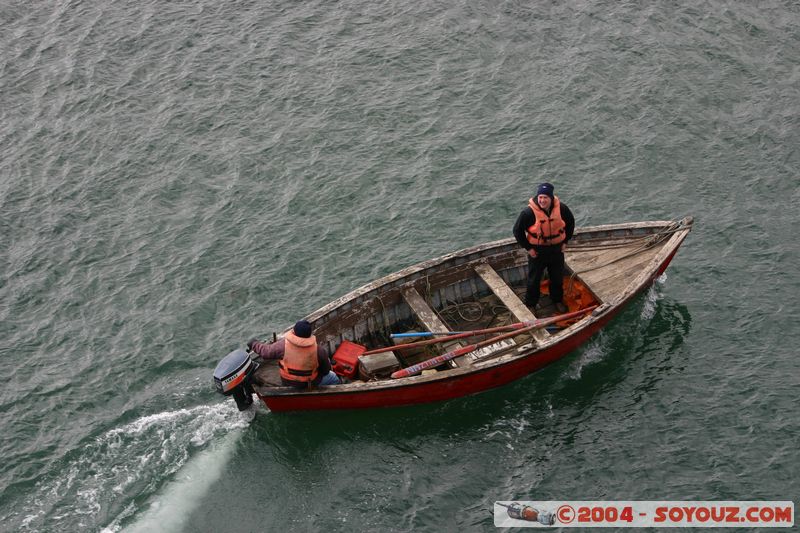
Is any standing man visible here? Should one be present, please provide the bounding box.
[247,320,341,388]
[512,182,575,314]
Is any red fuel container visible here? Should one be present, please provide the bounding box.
[332,340,365,379]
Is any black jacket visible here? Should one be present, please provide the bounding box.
[512,201,575,252]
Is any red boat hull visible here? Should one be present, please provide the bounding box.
[259,300,621,412]
[257,227,686,412]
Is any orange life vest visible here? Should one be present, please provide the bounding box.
[526,196,567,246]
[279,331,319,383]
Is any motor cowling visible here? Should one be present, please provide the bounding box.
[213,349,260,411]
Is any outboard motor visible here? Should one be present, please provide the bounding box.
[213,349,260,411]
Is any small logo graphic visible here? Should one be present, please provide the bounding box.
[557,504,576,524]
[497,502,556,526]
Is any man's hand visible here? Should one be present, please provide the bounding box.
[528,248,537,258]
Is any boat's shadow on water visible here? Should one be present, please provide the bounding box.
[249,296,692,455]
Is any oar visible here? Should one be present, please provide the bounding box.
[391,331,476,338]
[390,306,596,379]
[390,327,561,338]
[364,308,591,356]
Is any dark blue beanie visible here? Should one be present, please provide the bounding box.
[536,182,554,198]
[293,320,313,338]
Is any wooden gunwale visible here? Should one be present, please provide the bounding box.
[254,218,692,411]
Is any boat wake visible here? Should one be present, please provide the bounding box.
[641,273,668,321]
[110,427,244,533]
[13,402,256,533]
[564,335,609,380]
[564,277,666,380]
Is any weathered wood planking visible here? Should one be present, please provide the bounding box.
[313,254,520,343]
[566,242,644,272]
[569,244,663,302]
[474,263,548,343]
[251,218,694,410]
[400,287,467,368]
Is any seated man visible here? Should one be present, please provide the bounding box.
[248,320,341,388]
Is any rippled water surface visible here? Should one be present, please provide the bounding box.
[1,1,798,531]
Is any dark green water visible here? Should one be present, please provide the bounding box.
[1,1,798,531]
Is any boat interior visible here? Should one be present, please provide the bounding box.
[252,220,687,388]
[252,259,597,387]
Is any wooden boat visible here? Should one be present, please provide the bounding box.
[242,218,693,412]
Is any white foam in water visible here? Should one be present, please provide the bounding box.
[12,401,255,532]
[641,273,666,320]
[563,275,666,380]
[116,429,243,533]
[565,334,607,380]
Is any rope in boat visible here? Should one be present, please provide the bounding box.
[375,294,392,341]
[568,221,683,273]
[440,300,483,322]
[565,220,683,292]
[410,221,686,334]
[566,221,683,255]
[423,271,512,324]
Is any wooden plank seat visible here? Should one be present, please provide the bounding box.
[473,263,548,343]
[400,287,467,368]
